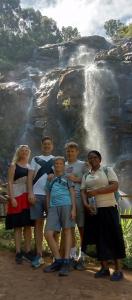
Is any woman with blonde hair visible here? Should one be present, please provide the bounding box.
[6,145,34,264]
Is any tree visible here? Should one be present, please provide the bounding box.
[35,16,62,45]
[104,19,124,38]
[20,8,42,34]
[0,0,21,32]
[118,23,132,38]
[0,0,80,69]
[21,9,62,45]
[61,26,80,41]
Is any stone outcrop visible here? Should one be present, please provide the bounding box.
[0,35,132,194]
[95,39,132,62]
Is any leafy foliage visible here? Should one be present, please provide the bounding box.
[104,19,124,38]
[61,26,80,41]
[121,210,132,269]
[118,23,132,38]
[104,19,132,40]
[0,0,80,70]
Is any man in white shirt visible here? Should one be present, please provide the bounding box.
[28,136,54,268]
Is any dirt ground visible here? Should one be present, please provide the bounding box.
[0,251,132,300]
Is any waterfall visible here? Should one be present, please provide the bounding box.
[68,45,95,66]
[70,45,119,162]
[18,67,39,145]
[84,64,102,151]
[83,64,119,162]
[58,45,65,68]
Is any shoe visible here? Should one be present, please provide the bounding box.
[95,268,110,278]
[75,258,86,271]
[44,259,63,273]
[22,251,35,262]
[58,261,70,276]
[15,252,23,264]
[110,271,123,281]
[69,258,77,271]
[31,255,44,268]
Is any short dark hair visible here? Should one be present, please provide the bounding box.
[88,150,102,161]
[41,136,53,144]
[65,141,79,150]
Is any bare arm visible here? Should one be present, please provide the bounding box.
[46,192,50,213]
[8,164,17,207]
[81,189,91,212]
[86,181,118,197]
[27,169,36,205]
[67,174,81,184]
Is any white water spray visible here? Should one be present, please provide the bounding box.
[83,63,118,162]
[58,45,65,68]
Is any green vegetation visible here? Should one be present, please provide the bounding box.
[0,222,14,251]
[0,0,80,71]
[104,19,124,38]
[61,26,80,41]
[0,210,132,268]
[118,23,132,38]
[104,19,132,39]
[121,210,132,269]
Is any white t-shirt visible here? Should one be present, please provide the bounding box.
[29,155,54,195]
[81,166,118,208]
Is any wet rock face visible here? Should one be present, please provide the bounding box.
[0,36,132,193]
[114,155,132,195]
[0,82,32,177]
[32,66,85,155]
[37,35,110,69]
[95,39,132,62]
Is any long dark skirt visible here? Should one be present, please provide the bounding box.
[81,210,98,257]
[96,206,126,261]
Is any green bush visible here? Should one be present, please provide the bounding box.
[121,209,132,269]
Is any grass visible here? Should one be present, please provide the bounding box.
[121,209,132,269]
[0,210,132,269]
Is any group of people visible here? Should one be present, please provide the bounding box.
[5,136,126,280]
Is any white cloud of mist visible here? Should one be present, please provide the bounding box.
[21,0,132,36]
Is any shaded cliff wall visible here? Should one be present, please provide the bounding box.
[0,36,132,193]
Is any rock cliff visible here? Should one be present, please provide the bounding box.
[0,35,132,194]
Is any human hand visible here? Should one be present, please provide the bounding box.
[48,174,54,181]
[71,208,76,220]
[28,193,36,205]
[86,189,97,197]
[67,174,79,183]
[11,198,17,208]
[84,202,94,215]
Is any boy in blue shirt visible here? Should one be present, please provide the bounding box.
[44,156,76,276]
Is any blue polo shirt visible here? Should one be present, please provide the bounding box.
[45,175,74,207]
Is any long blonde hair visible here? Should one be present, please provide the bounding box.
[12,145,31,164]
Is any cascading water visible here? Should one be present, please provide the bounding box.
[83,64,118,162]
[84,64,103,151]
[58,45,65,68]
[71,45,119,163]
[18,68,39,145]
[68,45,94,66]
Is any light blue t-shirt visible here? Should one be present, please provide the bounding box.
[65,160,86,200]
[45,175,74,207]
